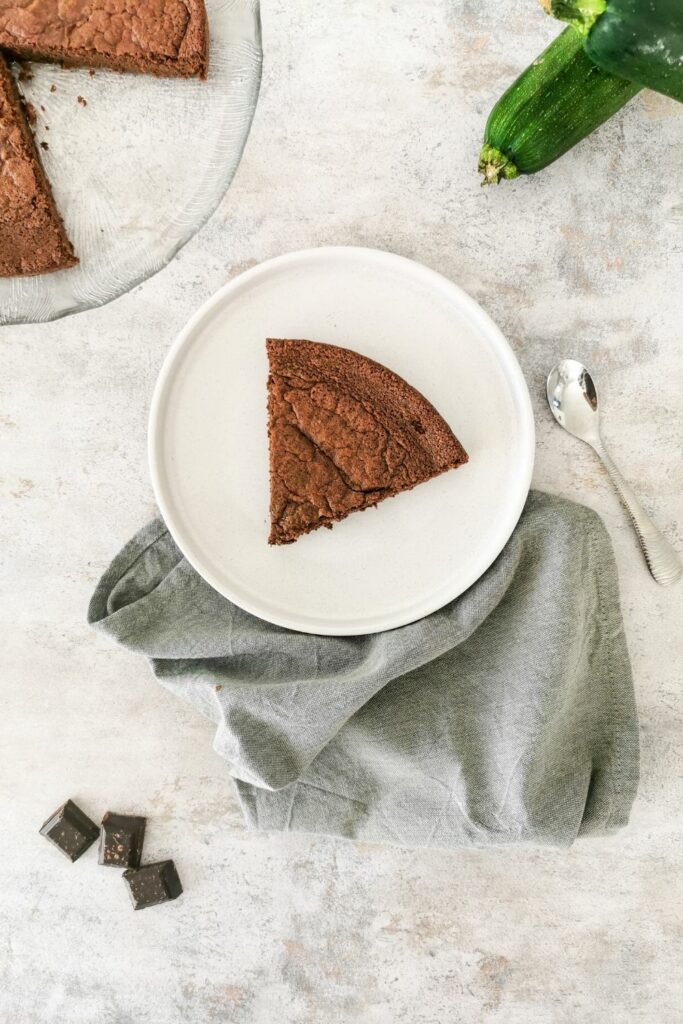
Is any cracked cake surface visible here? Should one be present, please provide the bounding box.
[0,0,209,78]
[266,338,469,545]
[0,53,77,276]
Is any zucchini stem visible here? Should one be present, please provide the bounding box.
[539,0,607,34]
[478,144,519,186]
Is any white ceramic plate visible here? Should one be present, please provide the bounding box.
[149,247,535,635]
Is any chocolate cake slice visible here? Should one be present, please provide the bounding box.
[0,53,76,276]
[0,0,209,79]
[266,338,468,545]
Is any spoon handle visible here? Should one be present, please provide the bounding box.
[595,443,682,586]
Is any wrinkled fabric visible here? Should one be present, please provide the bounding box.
[88,491,639,849]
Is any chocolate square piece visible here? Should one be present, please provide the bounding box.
[39,799,99,862]
[99,812,146,869]
[123,860,183,910]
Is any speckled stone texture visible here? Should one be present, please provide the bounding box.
[1,1,681,1021]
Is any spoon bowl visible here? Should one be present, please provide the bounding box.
[546,359,600,445]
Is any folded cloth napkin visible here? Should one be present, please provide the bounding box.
[88,491,639,849]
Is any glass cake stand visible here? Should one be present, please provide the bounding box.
[0,0,262,325]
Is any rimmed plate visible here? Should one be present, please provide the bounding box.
[149,247,535,635]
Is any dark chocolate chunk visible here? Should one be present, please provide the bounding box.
[39,799,99,862]
[98,812,146,869]
[123,860,183,910]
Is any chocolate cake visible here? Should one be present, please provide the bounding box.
[0,52,76,276]
[0,0,209,79]
[267,338,469,545]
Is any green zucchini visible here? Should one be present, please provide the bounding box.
[541,0,683,103]
[479,26,641,184]
[539,0,607,32]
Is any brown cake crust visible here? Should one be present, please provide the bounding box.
[0,0,209,79]
[0,53,77,276]
[267,338,468,545]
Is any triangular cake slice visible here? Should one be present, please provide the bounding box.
[0,54,77,276]
[267,338,468,545]
[0,0,208,79]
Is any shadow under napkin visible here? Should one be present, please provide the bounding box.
[88,491,639,849]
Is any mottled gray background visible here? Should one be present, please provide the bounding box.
[2,1,682,1021]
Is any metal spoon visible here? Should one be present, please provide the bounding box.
[547,359,682,586]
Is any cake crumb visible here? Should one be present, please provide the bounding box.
[77,95,87,107]
[18,65,33,83]
[50,84,57,92]
[24,101,37,124]
[88,69,95,77]
[40,141,49,150]
[40,104,45,112]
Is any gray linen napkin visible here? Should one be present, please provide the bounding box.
[88,491,639,848]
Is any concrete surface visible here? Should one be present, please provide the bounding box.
[2,1,682,1021]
